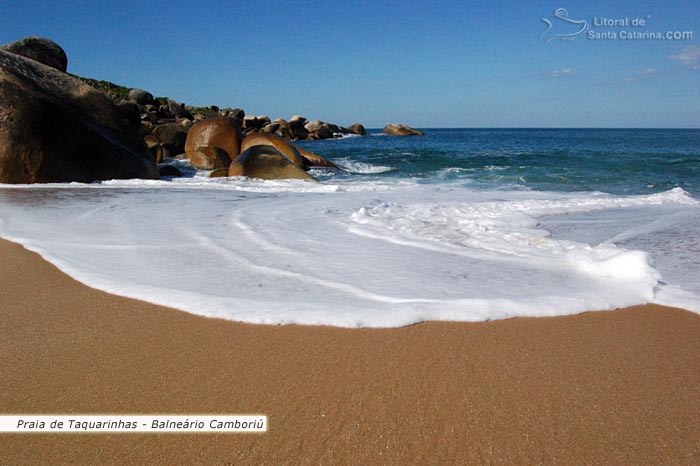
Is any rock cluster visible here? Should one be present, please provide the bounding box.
[183,118,337,181]
[0,36,424,184]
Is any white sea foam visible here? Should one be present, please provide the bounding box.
[0,180,698,327]
[339,161,396,174]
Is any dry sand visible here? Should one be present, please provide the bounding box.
[1,237,699,465]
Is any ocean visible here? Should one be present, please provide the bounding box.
[1,128,698,327]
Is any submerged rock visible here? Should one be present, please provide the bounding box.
[383,123,425,136]
[0,47,158,184]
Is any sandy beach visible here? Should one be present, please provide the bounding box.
[1,237,699,465]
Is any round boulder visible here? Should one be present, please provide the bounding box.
[240,133,307,168]
[348,123,367,136]
[305,120,334,140]
[127,88,156,106]
[229,145,316,181]
[184,116,242,169]
[153,123,189,155]
[0,36,68,71]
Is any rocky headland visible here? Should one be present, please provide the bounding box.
[0,37,424,184]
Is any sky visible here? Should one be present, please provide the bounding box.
[1,0,699,128]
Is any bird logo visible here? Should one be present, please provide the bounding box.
[540,8,589,44]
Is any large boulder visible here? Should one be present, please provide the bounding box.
[242,115,265,132]
[305,120,334,140]
[127,88,156,106]
[184,116,242,169]
[0,48,158,184]
[288,118,309,140]
[348,123,367,136]
[229,145,316,181]
[0,36,68,72]
[383,123,425,136]
[240,133,307,168]
[152,123,189,155]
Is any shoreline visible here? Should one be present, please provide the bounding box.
[1,236,700,464]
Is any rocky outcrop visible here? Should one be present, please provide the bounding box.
[0,46,158,184]
[229,145,316,181]
[0,36,68,72]
[184,116,242,169]
[383,123,425,136]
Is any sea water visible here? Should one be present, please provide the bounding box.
[0,129,698,327]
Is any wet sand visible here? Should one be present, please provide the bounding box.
[1,237,699,465]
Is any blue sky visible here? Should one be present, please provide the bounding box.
[1,0,698,127]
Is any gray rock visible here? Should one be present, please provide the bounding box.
[128,88,156,106]
[0,36,68,71]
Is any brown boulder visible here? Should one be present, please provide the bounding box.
[383,123,425,136]
[229,145,316,181]
[144,135,167,163]
[153,123,189,155]
[348,123,367,136]
[0,48,158,184]
[240,133,306,168]
[242,115,264,132]
[305,120,334,140]
[184,117,242,169]
[288,118,309,140]
[0,36,68,72]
